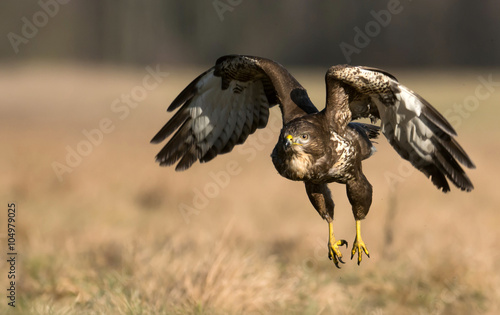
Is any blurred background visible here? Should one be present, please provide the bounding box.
[1,0,500,67]
[1,1,499,314]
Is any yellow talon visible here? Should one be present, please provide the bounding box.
[351,220,370,265]
[328,221,348,268]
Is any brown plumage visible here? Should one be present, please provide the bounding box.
[152,55,475,267]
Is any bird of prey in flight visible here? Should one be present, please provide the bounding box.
[151,55,475,268]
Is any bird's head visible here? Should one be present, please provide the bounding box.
[271,118,330,181]
[277,119,325,156]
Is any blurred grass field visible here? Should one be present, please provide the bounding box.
[1,63,500,314]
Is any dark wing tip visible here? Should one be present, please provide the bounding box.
[420,164,450,192]
[155,145,197,172]
[174,151,198,171]
[419,98,457,137]
[150,135,163,144]
[461,183,474,192]
[151,106,191,144]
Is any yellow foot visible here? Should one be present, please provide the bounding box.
[351,236,370,265]
[351,220,370,265]
[327,221,348,268]
[328,238,348,268]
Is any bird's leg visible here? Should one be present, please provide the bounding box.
[304,182,347,268]
[351,219,370,265]
[346,173,373,266]
[328,220,348,268]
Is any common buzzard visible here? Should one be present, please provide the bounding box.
[151,55,475,267]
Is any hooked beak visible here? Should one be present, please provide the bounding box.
[285,134,302,148]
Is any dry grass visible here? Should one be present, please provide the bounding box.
[1,63,500,314]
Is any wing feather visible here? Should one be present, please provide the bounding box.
[326,65,475,192]
[152,55,316,170]
[150,103,191,144]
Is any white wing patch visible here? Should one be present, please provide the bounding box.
[397,86,422,116]
[374,86,434,163]
[193,70,269,154]
[368,74,474,191]
[153,68,271,170]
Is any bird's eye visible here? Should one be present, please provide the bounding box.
[299,134,310,143]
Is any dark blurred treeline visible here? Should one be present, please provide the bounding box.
[1,0,499,67]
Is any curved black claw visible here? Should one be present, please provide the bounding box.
[328,239,348,268]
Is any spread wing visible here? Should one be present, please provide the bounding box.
[151,55,317,171]
[325,65,475,192]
